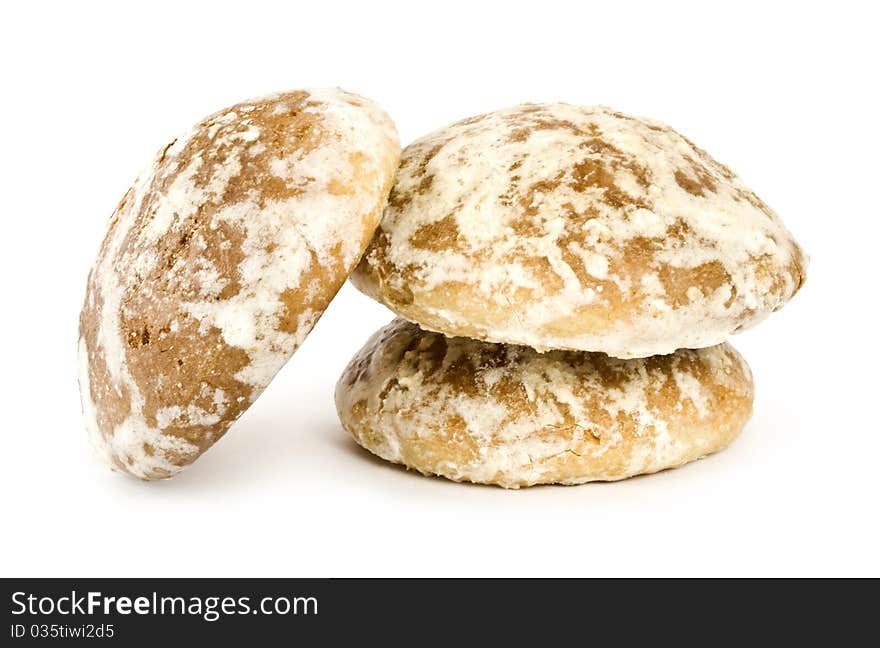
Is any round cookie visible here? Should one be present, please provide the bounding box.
[336,319,754,488]
[79,88,400,479]
[352,103,807,358]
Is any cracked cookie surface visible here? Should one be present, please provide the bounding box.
[336,319,754,488]
[352,103,807,357]
[79,88,399,479]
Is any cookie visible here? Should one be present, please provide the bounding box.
[79,88,399,479]
[352,104,806,357]
[336,319,754,488]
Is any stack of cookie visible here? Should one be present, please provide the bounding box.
[78,90,805,485]
[335,104,807,488]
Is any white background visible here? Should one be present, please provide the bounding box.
[2,1,877,577]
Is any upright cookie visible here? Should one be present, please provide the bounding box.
[79,89,399,479]
[336,319,754,488]
[352,104,807,357]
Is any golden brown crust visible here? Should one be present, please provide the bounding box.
[352,103,807,358]
[336,320,754,488]
[79,89,399,479]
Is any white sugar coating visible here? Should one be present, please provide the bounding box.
[79,88,400,479]
[79,337,198,478]
[181,199,318,390]
[78,338,112,467]
[80,161,196,478]
[353,103,807,358]
[336,319,754,488]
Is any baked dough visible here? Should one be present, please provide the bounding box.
[79,89,399,479]
[336,319,754,488]
[352,103,807,357]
